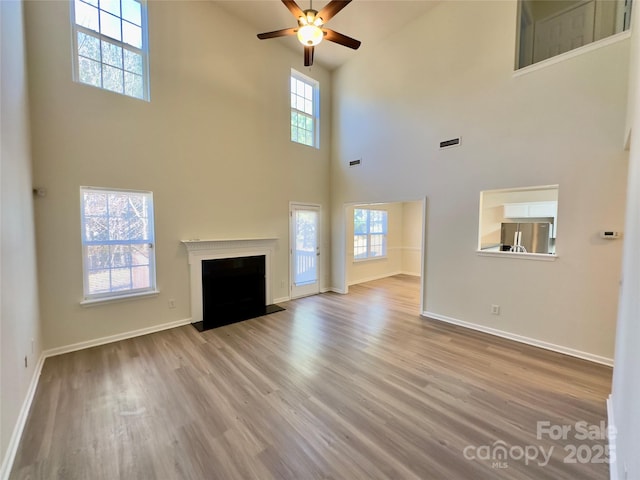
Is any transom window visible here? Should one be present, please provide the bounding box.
[290,69,319,148]
[80,187,156,301]
[71,0,149,100]
[354,208,388,260]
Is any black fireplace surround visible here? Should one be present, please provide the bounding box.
[192,255,283,332]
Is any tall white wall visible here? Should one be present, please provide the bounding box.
[24,0,332,350]
[0,0,42,474]
[611,2,640,478]
[331,0,628,361]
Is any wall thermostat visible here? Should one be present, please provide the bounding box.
[600,231,622,239]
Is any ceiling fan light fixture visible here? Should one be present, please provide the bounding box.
[297,24,323,46]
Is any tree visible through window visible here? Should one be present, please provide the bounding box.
[290,69,319,148]
[80,187,156,300]
[71,0,149,100]
[354,208,388,260]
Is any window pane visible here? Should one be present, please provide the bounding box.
[124,49,143,74]
[75,0,99,31]
[83,192,107,215]
[122,21,142,48]
[111,267,132,290]
[297,79,305,96]
[124,71,143,98]
[86,245,110,269]
[122,0,142,25]
[132,266,150,289]
[291,125,298,142]
[78,57,102,87]
[304,84,312,99]
[102,65,123,92]
[85,216,109,241]
[78,32,101,61]
[304,99,312,115]
[296,96,305,111]
[131,244,150,265]
[88,269,110,294]
[100,0,120,16]
[100,10,122,41]
[101,40,122,68]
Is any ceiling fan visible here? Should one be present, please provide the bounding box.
[257,0,361,67]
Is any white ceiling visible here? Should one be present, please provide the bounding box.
[215,0,440,71]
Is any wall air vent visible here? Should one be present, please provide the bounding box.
[440,137,461,149]
[349,158,362,167]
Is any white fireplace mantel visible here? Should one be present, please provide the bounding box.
[181,238,278,323]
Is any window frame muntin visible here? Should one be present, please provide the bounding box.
[290,68,320,148]
[353,208,388,261]
[70,0,151,101]
[80,186,157,302]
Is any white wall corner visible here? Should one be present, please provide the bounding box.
[607,394,619,480]
[0,353,46,480]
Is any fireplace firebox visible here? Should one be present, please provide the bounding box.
[192,254,283,332]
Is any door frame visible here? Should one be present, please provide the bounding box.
[289,202,322,299]
[339,197,427,313]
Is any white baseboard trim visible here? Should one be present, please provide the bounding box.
[607,395,618,480]
[424,311,614,367]
[43,317,193,358]
[348,271,403,287]
[0,352,46,480]
[400,270,421,277]
[329,287,348,294]
[273,296,290,304]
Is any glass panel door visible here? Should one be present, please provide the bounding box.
[290,204,320,298]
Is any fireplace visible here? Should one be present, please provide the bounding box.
[182,239,284,332]
[201,255,266,330]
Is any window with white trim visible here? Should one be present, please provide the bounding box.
[80,187,156,301]
[290,69,319,148]
[71,0,150,100]
[354,208,388,260]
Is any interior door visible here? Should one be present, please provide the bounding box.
[533,1,595,64]
[290,204,320,299]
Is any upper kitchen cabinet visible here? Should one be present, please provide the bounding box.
[504,201,557,218]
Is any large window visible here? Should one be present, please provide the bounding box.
[354,208,388,260]
[71,0,149,100]
[290,69,319,148]
[80,187,156,302]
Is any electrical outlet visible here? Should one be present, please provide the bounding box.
[24,356,28,368]
[168,299,176,309]
[491,304,501,315]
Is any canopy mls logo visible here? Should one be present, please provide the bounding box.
[463,420,616,469]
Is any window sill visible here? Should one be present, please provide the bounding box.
[476,251,558,262]
[353,256,388,263]
[513,30,631,77]
[80,289,160,307]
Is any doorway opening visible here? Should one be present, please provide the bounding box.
[343,199,426,313]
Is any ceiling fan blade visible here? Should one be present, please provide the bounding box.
[304,45,314,66]
[282,0,304,18]
[322,28,361,49]
[317,0,352,23]
[257,28,298,40]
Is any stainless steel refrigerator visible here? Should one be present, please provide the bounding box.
[500,222,551,253]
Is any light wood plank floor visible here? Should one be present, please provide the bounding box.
[11,275,612,479]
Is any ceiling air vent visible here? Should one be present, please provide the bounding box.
[440,137,461,149]
[349,158,362,167]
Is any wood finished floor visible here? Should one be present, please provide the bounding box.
[11,275,613,479]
